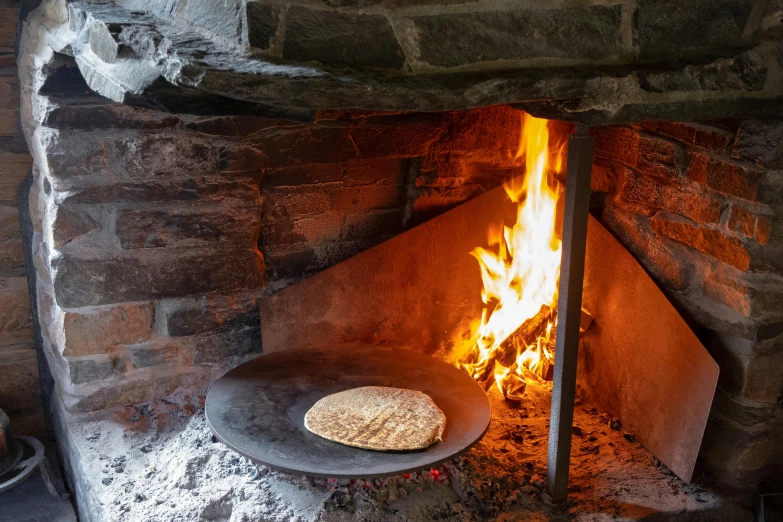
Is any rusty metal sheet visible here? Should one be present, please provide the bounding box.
[260,185,517,362]
[578,215,719,483]
[260,181,718,484]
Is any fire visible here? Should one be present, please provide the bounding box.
[459,114,565,401]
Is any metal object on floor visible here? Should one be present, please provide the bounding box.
[205,344,492,478]
[0,436,70,500]
[546,124,594,503]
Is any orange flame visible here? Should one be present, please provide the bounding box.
[460,113,565,400]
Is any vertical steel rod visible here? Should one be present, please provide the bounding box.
[546,124,594,503]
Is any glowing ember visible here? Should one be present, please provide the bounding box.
[459,113,566,400]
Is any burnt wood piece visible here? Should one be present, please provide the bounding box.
[205,345,491,479]
[499,304,552,365]
[546,125,594,504]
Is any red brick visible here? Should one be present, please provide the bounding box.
[727,205,756,237]
[264,186,334,218]
[618,170,721,224]
[755,215,772,244]
[725,204,774,245]
[344,158,404,186]
[592,126,684,182]
[651,213,751,270]
[61,302,155,356]
[349,115,447,159]
[436,105,521,158]
[262,163,343,187]
[686,152,761,201]
[331,184,405,212]
[635,121,733,150]
[590,158,620,193]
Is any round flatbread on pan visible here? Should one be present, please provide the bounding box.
[304,386,446,451]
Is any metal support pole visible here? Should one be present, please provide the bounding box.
[546,124,593,503]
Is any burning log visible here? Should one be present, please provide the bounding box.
[498,305,552,366]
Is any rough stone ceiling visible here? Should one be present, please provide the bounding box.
[26,0,783,123]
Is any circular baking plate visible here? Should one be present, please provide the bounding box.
[205,344,491,478]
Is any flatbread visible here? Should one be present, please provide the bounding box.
[304,386,446,451]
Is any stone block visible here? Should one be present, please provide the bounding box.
[185,0,243,42]
[50,205,99,248]
[732,119,783,168]
[68,366,209,413]
[637,0,753,61]
[706,332,783,403]
[686,152,761,201]
[638,50,767,93]
[344,158,404,187]
[191,323,261,364]
[62,172,261,205]
[114,208,260,249]
[406,5,625,68]
[125,342,184,369]
[159,294,260,337]
[0,205,24,270]
[262,163,343,188]
[331,184,406,212]
[245,126,359,168]
[0,277,34,348]
[66,355,115,385]
[704,270,783,322]
[61,302,154,357]
[53,247,264,308]
[246,2,283,50]
[343,209,404,239]
[107,133,217,181]
[284,6,405,70]
[700,390,783,485]
[0,152,32,200]
[635,121,734,150]
[651,212,751,270]
[43,105,181,131]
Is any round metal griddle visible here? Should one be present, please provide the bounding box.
[205,345,491,478]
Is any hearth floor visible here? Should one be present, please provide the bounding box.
[57,381,752,522]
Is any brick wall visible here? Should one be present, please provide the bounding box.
[589,120,783,487]
[0,0,45,436]
[18,37,526,415]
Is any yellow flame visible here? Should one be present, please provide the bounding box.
[460,113,565,398]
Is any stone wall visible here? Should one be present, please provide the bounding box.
[17,28,526,415]
[0,0,45,437]
[589,120,783,487]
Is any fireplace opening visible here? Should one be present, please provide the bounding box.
[3,0,783,520]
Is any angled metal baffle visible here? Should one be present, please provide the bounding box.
[546,125,594,503]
